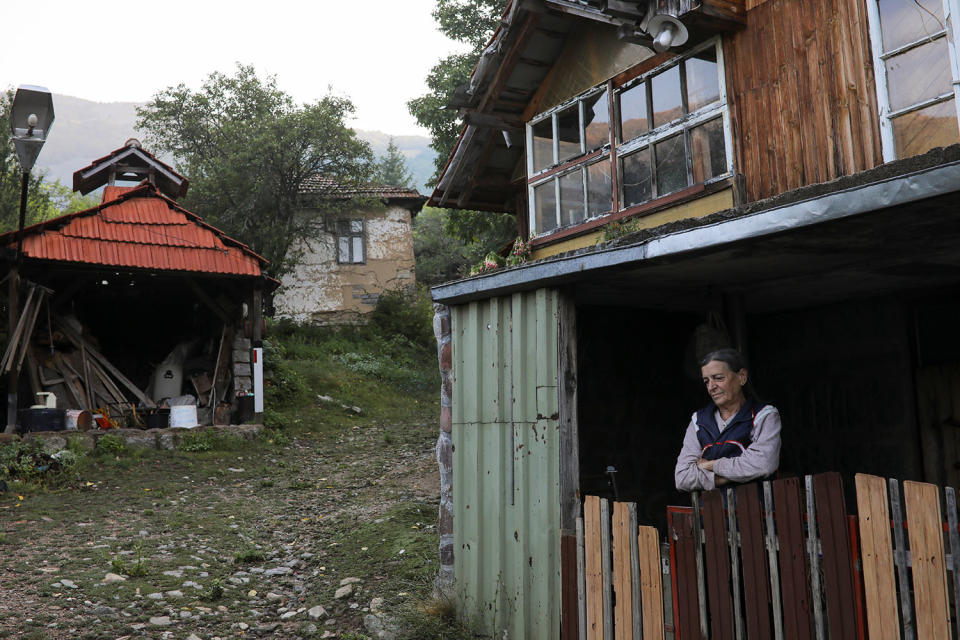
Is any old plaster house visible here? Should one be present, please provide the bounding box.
[273,178,426,324]
[425,0,960,638]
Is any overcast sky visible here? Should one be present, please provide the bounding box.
[1,0,467,136]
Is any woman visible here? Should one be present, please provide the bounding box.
[674,348,781,492]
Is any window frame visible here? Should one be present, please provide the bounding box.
[336,218,366,265]
[866,0,960,161]
[525,36,732,238]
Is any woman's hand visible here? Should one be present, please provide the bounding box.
[696,458,715,472]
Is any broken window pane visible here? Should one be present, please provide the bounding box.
[534,180,558,233]
[338,237,351,263]
[685,47,720,113]
[655,135,688,196]
[877,0,944,52]
[620,147,652,208]
[586,159,612,217]
[619,82,648,142]
[532,117,554,173]
[557,105,582,163]
[583,89,610,151]
[559,169,586,227]
[690,118,727,183]
[892,98,960,157]
[885,39,953,112]
[652,65,683,128]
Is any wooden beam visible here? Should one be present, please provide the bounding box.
[185,278,232,324]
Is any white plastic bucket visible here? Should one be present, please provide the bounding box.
[169,405,199,429]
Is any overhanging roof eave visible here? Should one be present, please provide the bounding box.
[431,159,960,305]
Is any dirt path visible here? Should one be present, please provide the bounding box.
[0,417,441,639]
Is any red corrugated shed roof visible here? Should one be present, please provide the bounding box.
[0,183,268,277]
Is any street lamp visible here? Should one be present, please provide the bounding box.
[5,85,53,433]
[10,85,54,266]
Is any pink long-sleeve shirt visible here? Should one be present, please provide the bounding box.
[674,404,781,492]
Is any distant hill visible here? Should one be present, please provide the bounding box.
[37,95,438,196]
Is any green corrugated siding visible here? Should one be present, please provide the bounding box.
[452,289,561,639]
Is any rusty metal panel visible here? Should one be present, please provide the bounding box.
[452,288,561,639]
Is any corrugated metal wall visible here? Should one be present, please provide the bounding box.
[451,288,561,639]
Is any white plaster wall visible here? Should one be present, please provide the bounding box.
[274,205,416,324]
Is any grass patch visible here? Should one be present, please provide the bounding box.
[233,544,266,564]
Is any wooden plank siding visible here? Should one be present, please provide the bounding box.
[725,0,883,202]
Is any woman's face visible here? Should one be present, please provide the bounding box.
[701,359,748,412]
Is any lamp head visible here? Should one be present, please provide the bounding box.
[9,85,55,172]
[646,14,689,52]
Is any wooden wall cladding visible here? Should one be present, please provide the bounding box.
[724,0,883,202]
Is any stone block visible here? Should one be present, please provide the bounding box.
[233,336,251,350]
[439,542,454,565]
[439,342,452,372]
[233,363,252,377]
[110,429,157,449]
[438,505,453,535]
[234,376,252,393]
[27,432,67,453]
[232,349,251,364]
[439,405,452,433]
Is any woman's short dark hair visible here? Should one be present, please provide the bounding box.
[699,348,748,372]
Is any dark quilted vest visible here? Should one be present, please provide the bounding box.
[696,400,767,461]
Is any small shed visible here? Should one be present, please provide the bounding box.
[1,141,275,430]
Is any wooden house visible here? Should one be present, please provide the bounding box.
[427,0,960,637]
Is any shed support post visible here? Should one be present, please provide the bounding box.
[251,285,263,423]
[433,302,455,595]
[5,270,19,433]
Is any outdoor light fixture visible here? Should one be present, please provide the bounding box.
[10,85,54,173]
[646,13,688,52]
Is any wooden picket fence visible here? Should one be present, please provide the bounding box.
[577,472,960,640]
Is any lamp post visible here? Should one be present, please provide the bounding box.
[5,85,54,433]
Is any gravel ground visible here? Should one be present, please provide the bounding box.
[0,417,441,640]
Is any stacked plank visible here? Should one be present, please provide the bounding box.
[579,472,960,640]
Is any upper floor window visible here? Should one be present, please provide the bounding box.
[526,38,731,238]
[867,0,960,160]
[336,219,365,264]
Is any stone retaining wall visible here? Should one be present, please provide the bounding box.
[16,424,264,453]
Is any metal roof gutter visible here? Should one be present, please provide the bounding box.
[431,160,960,304]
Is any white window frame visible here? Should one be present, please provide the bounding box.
[866,0,960,161]
[336,219,366,264]
[525,36,732,237]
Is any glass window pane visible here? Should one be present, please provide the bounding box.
[690,118,727,183]
[878,0,944,52]
[652,65,683,128]
[583,89,610,151]
[534,180,558,233]
[620,148,652,208]
[586,159,612,217]
[619,82,648,142]
[686,47,720,113]
[557,105,582,163]
[352,237,364,262]
[892,98,960,158]
[559,169,586,227]
[655,135,688,196]
[337,220,350,236]
[532,117,554,173]
[338,237,351,262]
[885,39,953,111]
[350,220,363,234]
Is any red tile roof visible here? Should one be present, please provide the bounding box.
[0,183,268,277]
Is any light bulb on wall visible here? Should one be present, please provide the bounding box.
[646,14,689,53]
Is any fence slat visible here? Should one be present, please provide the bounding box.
[726,489,744,640]
[903,481,951,640]
[564,532,580,640]
[602,499,614,640]
[703,490,735,640]
[613,501,635,640]
[764,482,785,640]
[945,487,960,640]
[854,474,900,640]
[691,492,709,640]
[812,473,857,640]
[585,495,606,640]
[672,510,702,640]
[804,476,826,640]
[630,505,642,640]
[889,480,915,640]
[739,483,772,640]
[578,516,588,640]
[639,526,665,640]
[773,477,814,640]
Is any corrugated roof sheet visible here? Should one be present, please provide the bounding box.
[0,183,267,277]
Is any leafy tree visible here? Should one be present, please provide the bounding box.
[376,137,414,188]
[413,207,470,286]
[136,64,374,277]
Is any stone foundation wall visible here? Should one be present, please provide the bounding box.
[18,424,264,453]
[433,303,454,594]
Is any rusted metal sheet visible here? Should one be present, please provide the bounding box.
[451,289,561,640]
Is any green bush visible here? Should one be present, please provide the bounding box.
[95,434,126,457]
[369,286,434,349]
